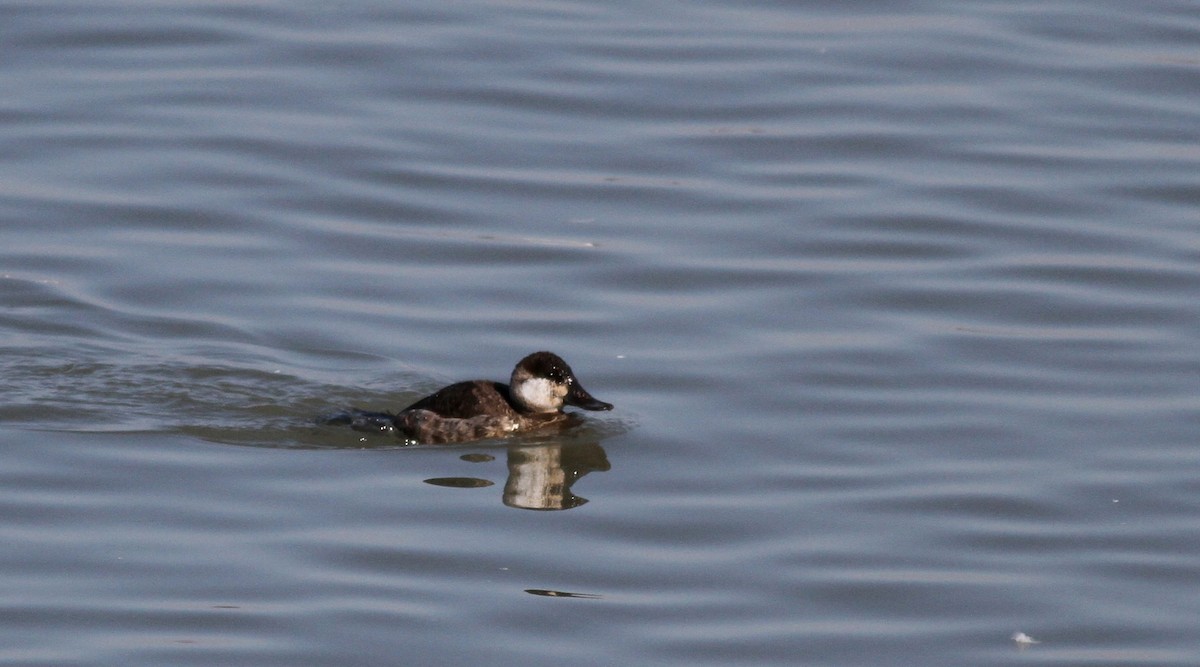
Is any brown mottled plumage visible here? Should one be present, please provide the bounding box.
[329,351,612,444]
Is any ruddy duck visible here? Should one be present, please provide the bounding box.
[329,351,613,444]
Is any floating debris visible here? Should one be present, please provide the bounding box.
[1012,632,1040,646]
[423,477,494,489]
[525,589,602,600]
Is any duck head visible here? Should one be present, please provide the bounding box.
[509,351,614,414]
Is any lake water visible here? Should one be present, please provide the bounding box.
[3,1,1199,664]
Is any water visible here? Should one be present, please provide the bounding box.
[3,1,1200,664]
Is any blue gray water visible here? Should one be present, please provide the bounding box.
[3,1,1199,665]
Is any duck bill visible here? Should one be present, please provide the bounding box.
[566,381,613,411]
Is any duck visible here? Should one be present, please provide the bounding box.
[328,351,613,444]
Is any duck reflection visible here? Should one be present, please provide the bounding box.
[503,442,610,510]
[422,441,610,510]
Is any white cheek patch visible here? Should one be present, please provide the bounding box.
[515,378,560,413]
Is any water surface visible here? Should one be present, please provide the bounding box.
[2,1,1200,665]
